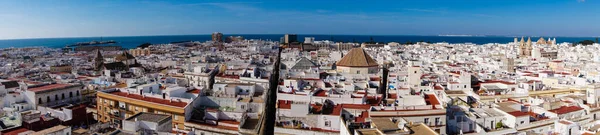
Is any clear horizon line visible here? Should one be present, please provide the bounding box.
[1,33,599,40]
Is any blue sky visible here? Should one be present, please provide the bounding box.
[0,0,598,39]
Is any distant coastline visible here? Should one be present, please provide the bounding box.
[1,34,598,49]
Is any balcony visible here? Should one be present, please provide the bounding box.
[110,112,124,120]
[117,107,134,114]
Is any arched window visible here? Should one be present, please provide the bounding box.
[76,91,80,96]
[70,92,73,97]
[55,95,59,101]
[62,93,65,99]
[39,98,43,104]
[47,96,51,103]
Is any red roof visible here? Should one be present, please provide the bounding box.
[355,111,369,122]
[365,95,383,105]
[387,93,398,99]
[549,106,584,114]
[559,120,572,125]
[188,121,239,131]
[219,120,241,125]
[108,91,188,107]
[481,80,516,85]
[425,94,441,109]
[187,89,201,94]
[28,84,72,93]
[449,71,461,75]
[331,104,343,116]
[1,127,29,135]
[340,104,372,110]
[507,111,529,117]
[313,90,327,97]
[278,100,292,109]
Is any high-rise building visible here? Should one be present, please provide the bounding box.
[212,32,223,42]
[304,37,315,44]
[284,34,298,44]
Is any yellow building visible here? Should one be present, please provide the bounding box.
[97,90,189,130]
[50,65,72,73]
[128,48,150,57]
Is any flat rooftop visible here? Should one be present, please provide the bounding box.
[471,108,504,118]
[106,91,188,108]
[30,125,69,135]
[126,112,171,123]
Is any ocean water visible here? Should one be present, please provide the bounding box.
[0,34,596,49]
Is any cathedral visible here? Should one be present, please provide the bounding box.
[94,49,140,72]
[516,37,556,58]
[536,37,556,45]
[518,37,533,57]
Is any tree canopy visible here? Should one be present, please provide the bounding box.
[579,40,595,45]
[137,43,152,48]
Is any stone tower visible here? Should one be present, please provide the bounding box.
[526,37,532,56]
[519,37,526,57]
[94,49,104,71]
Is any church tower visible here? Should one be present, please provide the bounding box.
[94,49,104,71]
[525,37,532,56]
[519,37,526,57]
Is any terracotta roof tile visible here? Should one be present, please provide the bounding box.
[336,48,378,67]
[28,84,73,93]
[108,91,188,108]
[549,106,583,114]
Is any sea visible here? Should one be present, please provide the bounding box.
[0,34,596,49]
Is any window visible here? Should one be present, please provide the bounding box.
[47,96,51,103]
[356,70,360,74]
[62,93,65,99]
[55,95,59,101]
[435,118,440,125]
[241,105,246,110]
[325,121,331,127]
[174,115,179,120]
[424,118,429,124]
[520,121,524,124]
[76,91,80,96]
[39,98,43,104]
[414,71,417,74]
[70,92,73,97]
